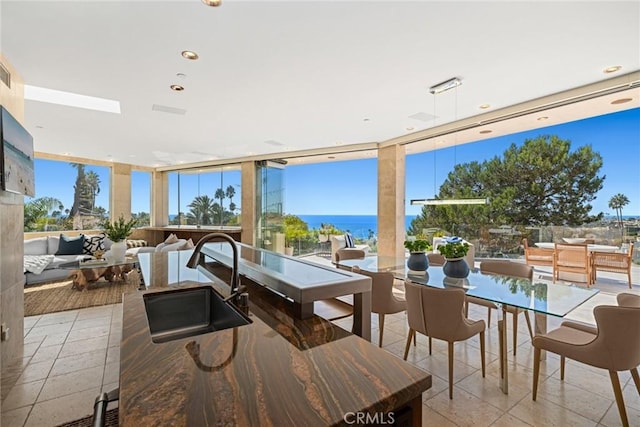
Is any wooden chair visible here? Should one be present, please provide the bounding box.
[403,281,485,399]
[591,243,634,288]
[522,238,554,269]
[352,266,407,347]
[553,242,592,286]
[465,260,534,356]
[532,293,640,427]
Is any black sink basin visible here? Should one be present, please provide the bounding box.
[143,286,251,344]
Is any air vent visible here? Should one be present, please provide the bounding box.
[408,112,436,122]
[0,63,10,88]
[152,104,186,115]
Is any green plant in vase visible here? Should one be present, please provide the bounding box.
[404,238,432,253]
[101,215,137,262]
[404,236,432,272]
[438,236,470,278]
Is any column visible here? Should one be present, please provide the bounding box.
[377,145,406,260]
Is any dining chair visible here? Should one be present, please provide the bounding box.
[427,252,446,266]
[591,243,634,288]
[465,260,534,356]
[351,266,407,347]
[335,248,366,269]
[532,293,640,427]
[522,238,554,270]
[553,243,592,286]
[403,280,486,399]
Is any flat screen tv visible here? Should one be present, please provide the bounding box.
[0,106,35,196]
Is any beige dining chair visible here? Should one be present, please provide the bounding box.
[553,242,592,286]
[522,238,554,270]
[335,248,366,270]
[403,280,486,399]
[465,260,534,356]
[351,266,407,347]
[591,243,634,288]
[427,252,446,266]
[532,293,640,427]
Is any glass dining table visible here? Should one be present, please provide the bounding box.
[336,255,600,394]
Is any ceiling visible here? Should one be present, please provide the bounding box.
[1,1,639,168]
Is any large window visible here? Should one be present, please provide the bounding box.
[25,159,110,231]
[131,170,151,227]
[168,165,241,226]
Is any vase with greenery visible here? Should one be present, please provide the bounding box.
[438,237,470,278]
[102,215,137,262]
[404,237,432,271]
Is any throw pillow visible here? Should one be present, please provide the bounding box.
[344,232,355,248]
[56,234,85,255]
[126,239,148,248]
[184,238,195,249]
[83,233,106,255]
[164,233,178,244]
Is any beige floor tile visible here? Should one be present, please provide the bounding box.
[25,323,73,339]
[2,380,45,411]
[58,336,109,359]
[456,370,531,412]
[490,412,533,426]
[622,380,640,412]
[23,316,41,329]
[535,376,613,422]
[75,306,113,321]
[508,396,598,427]
[105,346,120,365]
[49,349,107,378]
[108,330,121,347]
[15,360,55,385]
[599,400,640,427]
[102,362,119,386]
[23,334,45,346]
[24,387,100,427]
[420,374,450,401]
[21,343,41,359]
[40,332,70,348]
[1,405,31,427]
[37,366,104,402]
[421,402,458,426]
[413,350,479,385]
[34,311,78,327]
[66,324,111,343]
[29,345,62,364]
[70,316,112,331]
[425,387,504,427]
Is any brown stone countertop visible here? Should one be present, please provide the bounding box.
[120,252,431,426]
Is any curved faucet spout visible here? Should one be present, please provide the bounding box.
[186,233,239,296]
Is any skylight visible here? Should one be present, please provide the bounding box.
[24,85,121,114]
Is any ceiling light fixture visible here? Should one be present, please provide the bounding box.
[181,51,199,60]
[479,129,492,134]
[411,198,489,206]
[429,77,462,94]
[611,98,632,105]
[603,65,622,74]
[479,104,490,109]
[202,0,222,6]
[170,85,184,91]
[537,116,549,121]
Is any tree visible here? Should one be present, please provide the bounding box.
[608,193,630,239]
[225,185,236,212]
[24,197,63,231]
[188,195,217,225]
[69,163,86,217]
[84,171,101,212]
[283,214,309,248]
[409,135,605,237]
[214,188,225,225]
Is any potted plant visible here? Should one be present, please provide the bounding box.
[404,237,432,271]
[437,236,470,278]
[102,215,137,262]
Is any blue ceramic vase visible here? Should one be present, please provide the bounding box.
[407,252,429,271]
[443,257,469,278]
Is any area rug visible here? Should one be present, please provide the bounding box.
[55,408,118,427]
[24,278,138,317]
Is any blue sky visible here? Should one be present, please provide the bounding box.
[31,107,639,218]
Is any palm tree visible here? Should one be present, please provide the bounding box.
[214,188,225,225]
[608,193,630,239]
[225,185,236,212]
[188,195,217,225]
[23,196,63,231]
[69,163,86,217]
[84,171,101,213]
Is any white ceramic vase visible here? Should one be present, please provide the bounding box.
[111,240,127,263]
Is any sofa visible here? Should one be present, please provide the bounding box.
[23,234,112,286]
[330,234,370,263]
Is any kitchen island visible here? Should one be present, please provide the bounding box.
[121,250,431,426]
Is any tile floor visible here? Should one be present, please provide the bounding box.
[2,268,639,426]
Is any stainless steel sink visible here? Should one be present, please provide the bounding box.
[143,286,251,344]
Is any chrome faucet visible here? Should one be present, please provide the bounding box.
[186,233,240,300]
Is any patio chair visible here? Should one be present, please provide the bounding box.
[465,260,534,356]
[532,293,640,427]
[591,243,634,288]
[403,281,486,399]
[352,266,407,347]
[553,243,592,286]
[522,238,554,270]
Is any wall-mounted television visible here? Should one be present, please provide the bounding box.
[0,106,35,196]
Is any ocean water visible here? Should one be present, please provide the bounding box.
[297,215,416,239]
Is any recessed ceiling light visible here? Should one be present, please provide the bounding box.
[202,0,222,6]
[479,130,492,134]
[335,142,343,146]
[328,156,335,159]
[181,51,199,60]
[63,152,71,156]
[35,125,43,129]
[611,98,632,105]
[176,73,187,79]
[406,126,415,131]
[170,85,184,91]
[537,116,549,121]
[603,65,622,74]
[479,104,490,109]
[363,118,370,122]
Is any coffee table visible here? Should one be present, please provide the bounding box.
[59,258,140,291]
